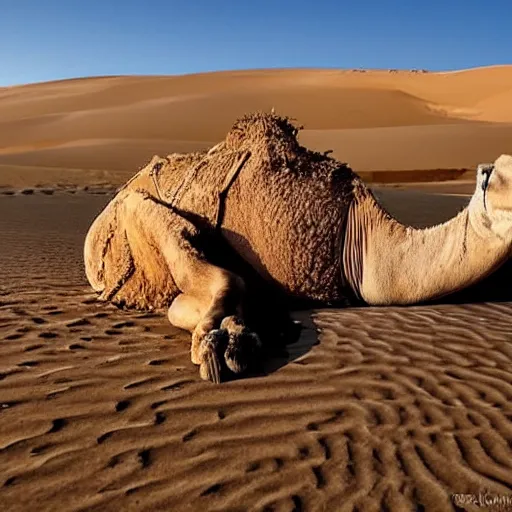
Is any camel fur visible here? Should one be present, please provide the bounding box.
[84,112,512,382]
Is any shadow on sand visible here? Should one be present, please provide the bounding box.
[435,258,512,305]
[247,257,512,381]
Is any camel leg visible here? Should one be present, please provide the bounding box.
[123,191,261,382]
[168,270,262,381]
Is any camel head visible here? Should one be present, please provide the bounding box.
[471,154,512,240]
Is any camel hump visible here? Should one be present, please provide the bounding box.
[221,111,355,180]
[224,111,301,154]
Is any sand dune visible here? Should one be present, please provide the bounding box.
[1,66,512,189]
[301,123,512,174]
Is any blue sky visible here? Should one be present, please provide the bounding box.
[1,0,511,86]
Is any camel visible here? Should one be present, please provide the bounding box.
[84,112,512,383]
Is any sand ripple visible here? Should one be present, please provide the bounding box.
[1,284,511,511]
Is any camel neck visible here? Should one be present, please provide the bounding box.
[344,185,511,305]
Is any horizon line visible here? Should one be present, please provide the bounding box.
[2,63,511,88]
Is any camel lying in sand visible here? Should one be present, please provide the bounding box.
[84,112,512,382]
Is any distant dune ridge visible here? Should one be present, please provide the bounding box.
[0,65,512,191]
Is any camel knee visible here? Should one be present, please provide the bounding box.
[167,294,202,332]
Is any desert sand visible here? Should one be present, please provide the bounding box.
[1,67,512,511]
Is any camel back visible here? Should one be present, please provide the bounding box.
[178,112,362,303]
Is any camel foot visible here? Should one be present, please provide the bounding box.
[198,329,228,384]
[221,316,262,374]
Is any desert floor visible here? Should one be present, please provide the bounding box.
[1,67,512,512]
